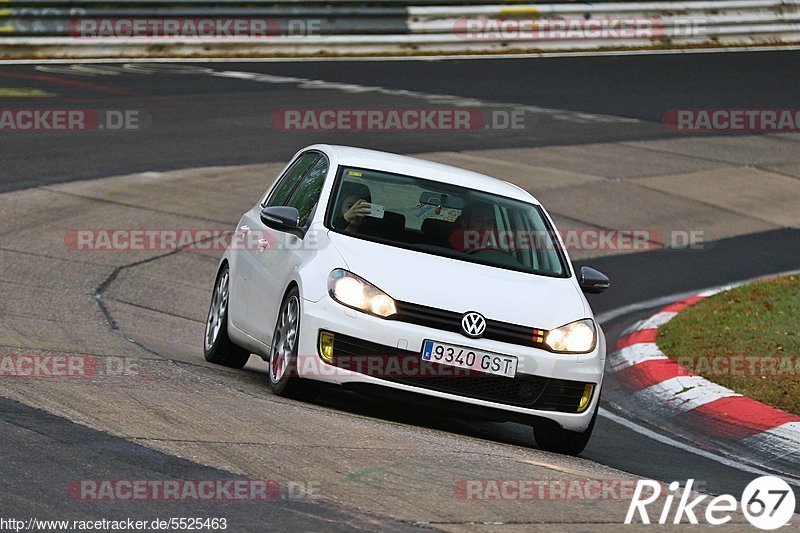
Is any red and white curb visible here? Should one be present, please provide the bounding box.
[607,281,800,467]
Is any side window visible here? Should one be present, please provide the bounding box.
[286,156,329,227]
[265,152,320,207]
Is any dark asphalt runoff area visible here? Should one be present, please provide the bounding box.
[2,51,799,524]
[0,50,798,191]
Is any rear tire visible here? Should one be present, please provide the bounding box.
[533,402,598,456]
[268,287,320,401]
[203,264,251,369]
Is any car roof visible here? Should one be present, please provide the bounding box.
[313,144,540,205]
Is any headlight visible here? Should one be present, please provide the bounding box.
[545,319,596,353]
[328,269,397,318]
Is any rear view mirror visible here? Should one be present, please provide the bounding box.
[418,192,464,210]
[578,266,610,294]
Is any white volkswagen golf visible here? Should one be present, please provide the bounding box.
[204,144,610,455]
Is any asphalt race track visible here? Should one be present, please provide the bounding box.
[1,50,800,191]
[1,50,799,528]
[0,397,419,532]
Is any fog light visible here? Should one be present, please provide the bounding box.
[319,331,334,363]
[577,384,594,413]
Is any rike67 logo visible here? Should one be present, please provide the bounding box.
[626,477,795,530]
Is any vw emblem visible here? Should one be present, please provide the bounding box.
[461,311,487,338]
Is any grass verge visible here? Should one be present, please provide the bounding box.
[658,275,799,415]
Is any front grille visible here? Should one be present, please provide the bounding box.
[326,332,590,412]
[391,300,549,349]
[392,374,548,407]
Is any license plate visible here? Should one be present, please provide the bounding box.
[421,340,517,378]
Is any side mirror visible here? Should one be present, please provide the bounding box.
[260,206,300,232]
[578,266,610,294]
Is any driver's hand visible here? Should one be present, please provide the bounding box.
[344,199,372,224]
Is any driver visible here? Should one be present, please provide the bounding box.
[449,201,502,253]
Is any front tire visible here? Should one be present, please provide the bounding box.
[268,287,319,401]
[203,264,251,369]
[533,402,598,456]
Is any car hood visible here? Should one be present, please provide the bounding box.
[328,232,587,330]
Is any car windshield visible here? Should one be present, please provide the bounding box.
[326,166,568,277]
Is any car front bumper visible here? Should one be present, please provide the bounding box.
[297,295,605,432]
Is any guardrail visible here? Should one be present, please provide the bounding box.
[1,0,799,58]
